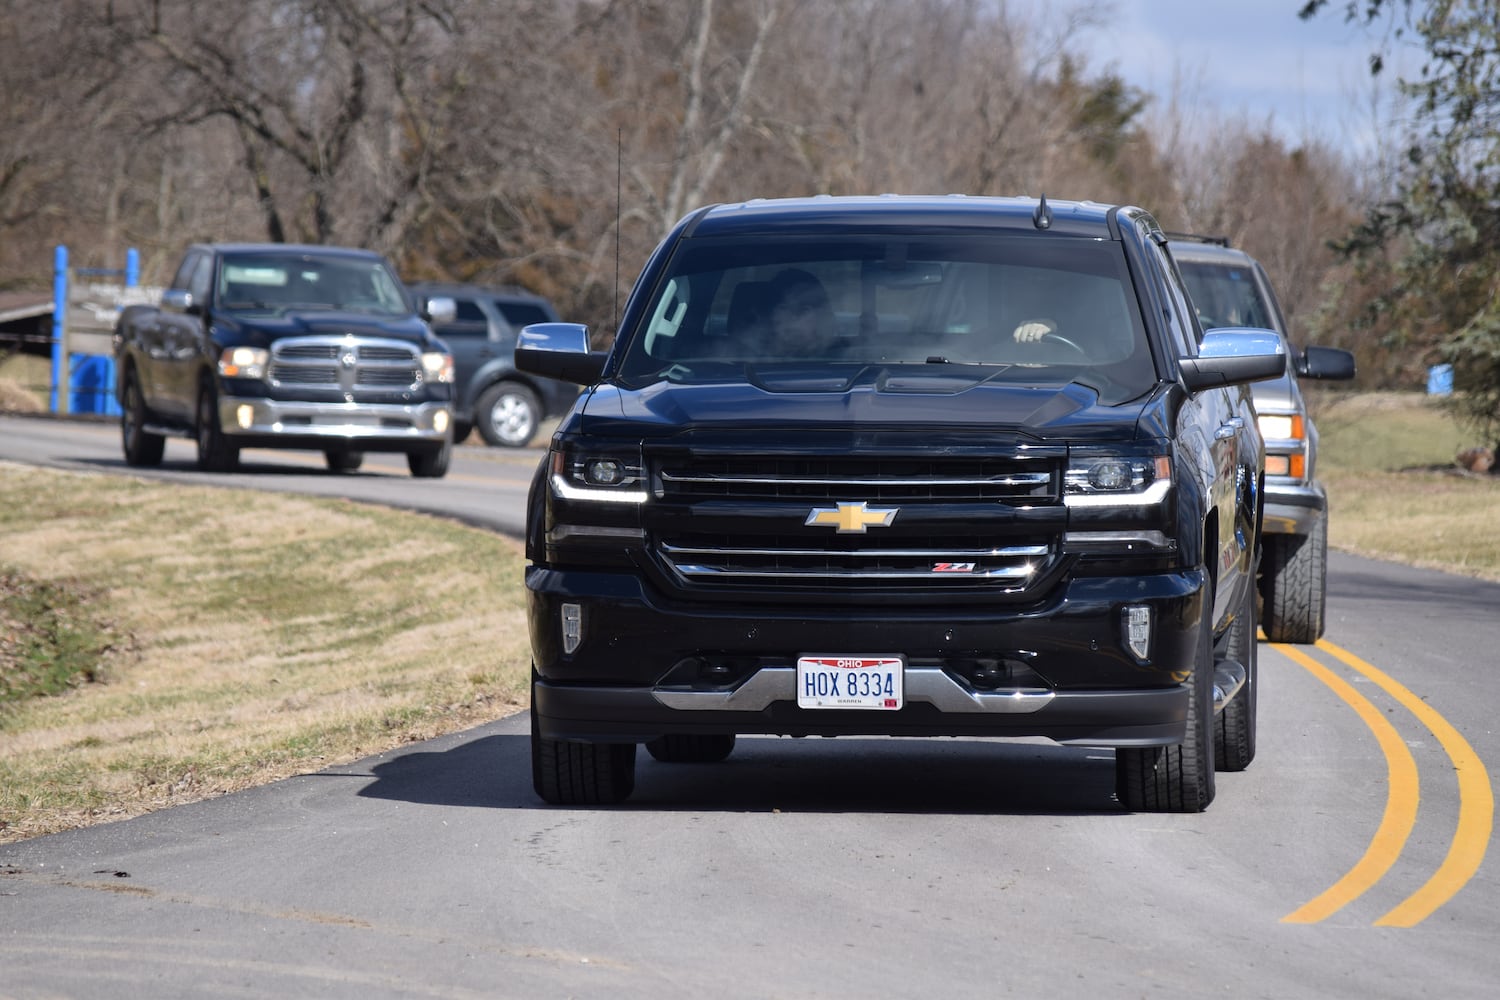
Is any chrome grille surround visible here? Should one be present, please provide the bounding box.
[267,336,424,392]
[652,454,1062,590]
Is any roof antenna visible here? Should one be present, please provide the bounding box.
[1033,193,1052,230]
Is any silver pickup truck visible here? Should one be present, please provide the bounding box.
[1172,236,1356,643]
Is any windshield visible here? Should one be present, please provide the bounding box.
[217,253,411,317]
[1176,260,1275,332]
[615,233,1157,403]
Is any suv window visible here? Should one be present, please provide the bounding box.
[495,301,551,329]
[617,234,1156,404]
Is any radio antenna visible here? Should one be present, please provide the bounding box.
[615,127,622,336]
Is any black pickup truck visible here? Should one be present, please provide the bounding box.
[114,243,457,476]
[517,196,1285,812]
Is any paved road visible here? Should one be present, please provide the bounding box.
[1,414,1496,998]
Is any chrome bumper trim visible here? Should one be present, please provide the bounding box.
[220,396,450,442]
[652,666,1056,714]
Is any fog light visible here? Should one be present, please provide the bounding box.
[433,409,450,434]
[1265,455,1290,476]
[562,603,583,654]
[1122,605,1151,661]
[236,404,254,430]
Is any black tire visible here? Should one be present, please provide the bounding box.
[531,700,636,805]
[325,449,364,473]
[120,367,165,467]
[645,734,736,763]
[1116,601,1216,812]
[1216,578,1258,772]
[195,380,239,473]
[476,381,540,448]
[407,437,452,478]
[1261,517,1328,643]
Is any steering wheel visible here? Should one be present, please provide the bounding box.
[1041,331,1088,356]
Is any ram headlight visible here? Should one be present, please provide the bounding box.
[218,347,269,379]
[420,351,454,384]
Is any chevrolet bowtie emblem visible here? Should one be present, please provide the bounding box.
[805,501,899,533]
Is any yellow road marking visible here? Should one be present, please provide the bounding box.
[1277,641,1420,924]
[1316,638,1495,928]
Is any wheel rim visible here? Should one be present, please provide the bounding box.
[488,393,536,445]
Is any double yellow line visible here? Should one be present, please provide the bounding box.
[1278,638,1494,927]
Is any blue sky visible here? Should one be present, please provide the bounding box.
[1017,0,1417,162]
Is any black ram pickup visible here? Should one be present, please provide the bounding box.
[517,196,1285,812]
[114,243,457,476]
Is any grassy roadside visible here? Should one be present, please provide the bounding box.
[0,463,531,843]
[1313,391,1500,583]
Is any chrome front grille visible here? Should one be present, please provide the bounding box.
[268,336,423,392]
[652,454,1062,591]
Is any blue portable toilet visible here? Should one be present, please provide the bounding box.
[1427,364,1454,396]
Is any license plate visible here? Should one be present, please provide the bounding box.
[796,655,904,710]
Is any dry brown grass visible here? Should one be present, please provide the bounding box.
[0,463,531,843]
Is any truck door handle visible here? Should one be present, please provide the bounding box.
[1215,418,1244,440]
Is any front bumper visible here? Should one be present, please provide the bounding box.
[528,565,1208,748]
[1263,479,1326,536]
[219,395,451,451]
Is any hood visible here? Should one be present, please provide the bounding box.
[581,367,1158,445]
[217,310,434,347]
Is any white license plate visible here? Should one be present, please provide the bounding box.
[796,655,904,710]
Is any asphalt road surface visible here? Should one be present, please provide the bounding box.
[1,413,1496,999]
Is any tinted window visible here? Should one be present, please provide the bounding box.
[454,299,487,323]
[616,234,1155,404]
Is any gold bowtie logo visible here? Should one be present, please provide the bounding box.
[805,501,898,533]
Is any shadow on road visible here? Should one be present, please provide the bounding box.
[354,730,1124,817]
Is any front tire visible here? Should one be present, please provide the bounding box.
[1216,578,1258,772]
[195,380,239,473]
[120,367,165,467]
[476,381,540,448]
[407,437,452,478]
[1261,517,1328,643]
[1116,599,1216,812]
[531,699,636,805]
[325,449,364,473]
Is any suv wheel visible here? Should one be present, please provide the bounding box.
[476,381,540,448]
[121,367,165,467]
[1261,517,1328,643]
[1215,578,1258,771]
[1116,592,1216,812]
[645,734,736,763]
[195,380,239,473]
[531,699,636,805]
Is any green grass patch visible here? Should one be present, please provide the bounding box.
[0,569,120,708]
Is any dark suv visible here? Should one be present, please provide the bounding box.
[406,283,578,447]
[517,196,1286,813]
[1171,237,1355,643]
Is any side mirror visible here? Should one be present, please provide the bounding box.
[1297,345,1356,381]
[162,288,198,315]
[515,322,608,386]
[423,295,456,325]
[1180,328,1286,392]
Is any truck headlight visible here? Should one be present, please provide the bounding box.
[421,352,454,384]
[549,447,648,504]
[1063,454,1172,507]
[218,347,269,379]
